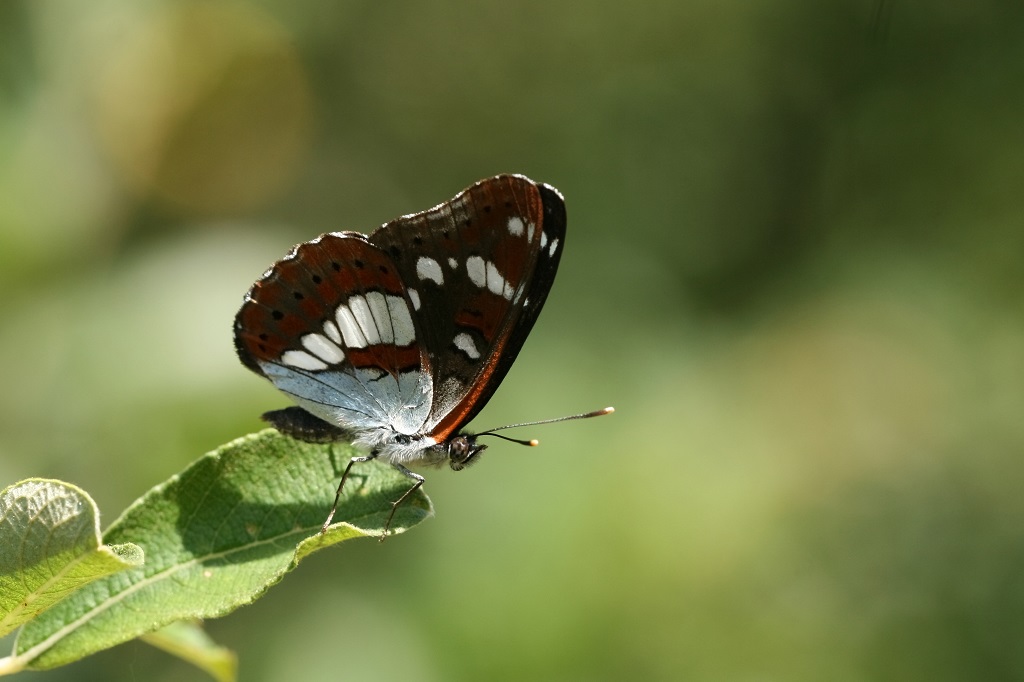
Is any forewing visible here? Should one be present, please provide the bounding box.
[369,174,567,440]
[234,232,432,436]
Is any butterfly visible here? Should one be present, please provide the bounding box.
[234,174,611,539]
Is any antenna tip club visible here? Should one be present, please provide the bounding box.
[529,439,540,446]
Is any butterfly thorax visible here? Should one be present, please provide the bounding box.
[377,432,486,470]
[347,423,485,471]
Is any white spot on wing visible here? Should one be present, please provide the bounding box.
[548,237,559,257]
[281,349,328,371]
[448,257,457,269]
[350,295,383,345]
[453,332,480,360]
[386,294,416,346]
[486,261,512,300]
[466,255,486,288]
[408,288,421,311]
[416,256,444,285]
[364,291,394,344]
[507,216,524,236]
[302,333,345,364]
[335,304,367,348]
[540,231,548,248]
[323,320,342,345]
[528,222,535,241]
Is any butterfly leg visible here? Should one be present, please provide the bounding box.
[320,449,379,534]
[381,464,425,543]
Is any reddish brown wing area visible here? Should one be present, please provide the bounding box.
[234,232,422,377]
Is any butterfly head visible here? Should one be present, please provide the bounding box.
[445,434,487,471]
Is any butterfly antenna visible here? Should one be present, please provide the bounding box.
[483,432,541,447]
[476,407,614,446]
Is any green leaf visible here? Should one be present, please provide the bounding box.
[140,621,237,682]
[0,479,144,637]
[7,430,432,672]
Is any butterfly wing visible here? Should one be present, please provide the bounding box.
[234,232,434,439]
[369,174,567,441]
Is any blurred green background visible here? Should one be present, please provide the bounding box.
[3,1,1024,680]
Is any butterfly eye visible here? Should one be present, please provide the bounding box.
[394,434,412,445]
[447,436,486,471]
